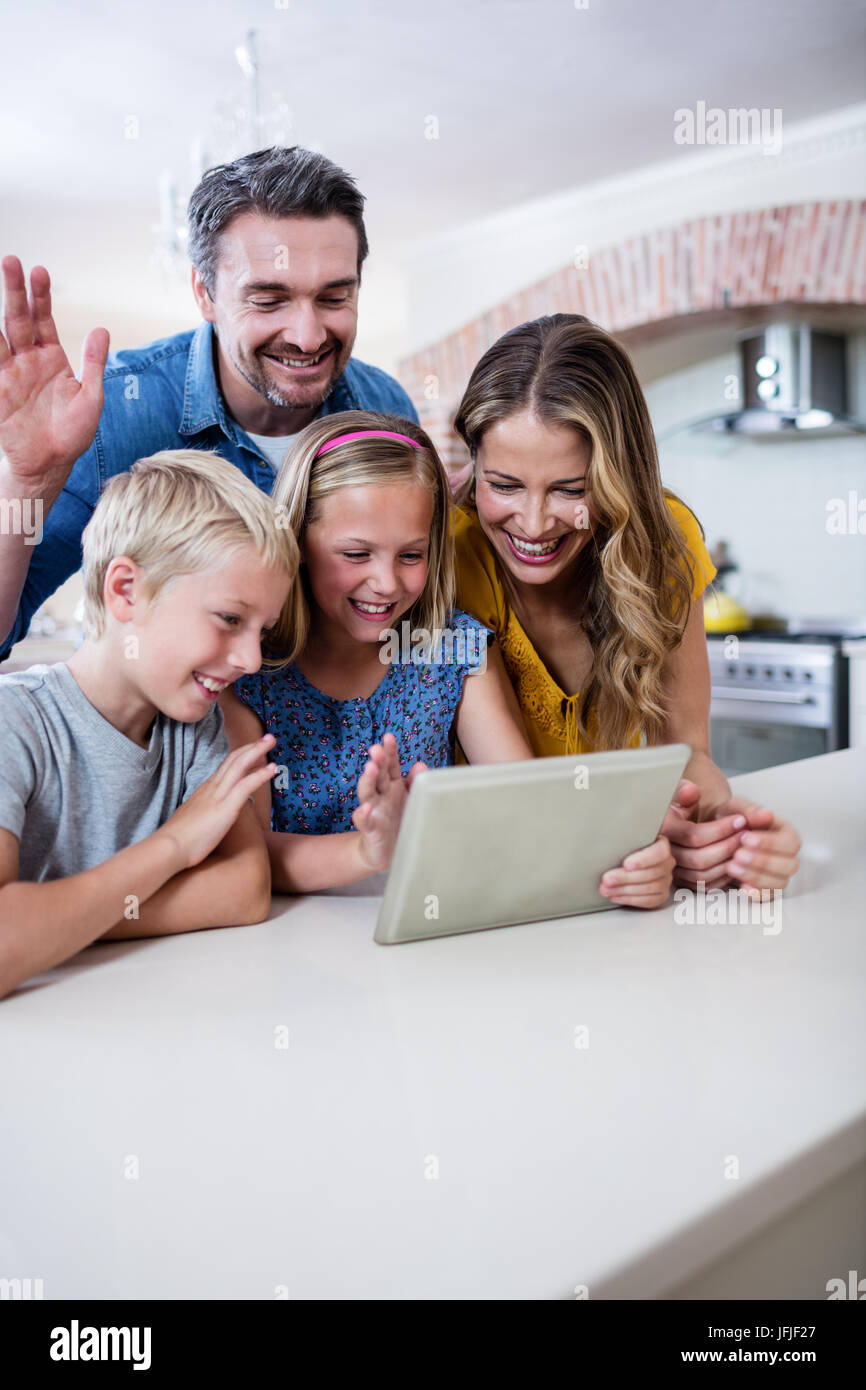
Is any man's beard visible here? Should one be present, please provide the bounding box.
[236,343,345,411]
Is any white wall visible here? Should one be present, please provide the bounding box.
[646,338,866,622]
[399,102,866,356]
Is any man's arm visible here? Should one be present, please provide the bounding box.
[100,800,271,937]
[0,256,108,651]
[372,363,420,426]
[0,462,98,655]
[393,384,420,426]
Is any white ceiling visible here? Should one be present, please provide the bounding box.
[2,0,864,351]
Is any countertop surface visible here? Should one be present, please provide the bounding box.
[1,748,864,1300]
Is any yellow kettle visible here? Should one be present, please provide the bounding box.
[704,587,751,633]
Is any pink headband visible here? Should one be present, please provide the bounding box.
[315,429,422,456]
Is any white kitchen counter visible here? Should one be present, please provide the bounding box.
[844,639,866,748]
[1,748,864,1301]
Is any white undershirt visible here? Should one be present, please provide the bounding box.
[245,430,298,473]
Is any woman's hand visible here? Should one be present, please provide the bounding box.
[662,780,801,897]
[661,779,747,889]
[599,833,675,909]
[352,733,427,874]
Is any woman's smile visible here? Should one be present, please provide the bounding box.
[502,529,570,563]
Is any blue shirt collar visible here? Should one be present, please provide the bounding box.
[180,321,361,439]
[179,322,229,437]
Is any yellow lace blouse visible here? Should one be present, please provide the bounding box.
[453,497,717,759]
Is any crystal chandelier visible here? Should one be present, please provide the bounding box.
[153,29,293,278]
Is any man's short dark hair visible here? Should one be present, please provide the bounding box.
[187,145,369,296]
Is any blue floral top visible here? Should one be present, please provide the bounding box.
[233,608,493,834]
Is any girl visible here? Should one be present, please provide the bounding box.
[219,411,676,902]
[451,314,801,901]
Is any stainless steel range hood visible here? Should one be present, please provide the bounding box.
[666,323,866,439]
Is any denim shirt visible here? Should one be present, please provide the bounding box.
[0,322,418,659]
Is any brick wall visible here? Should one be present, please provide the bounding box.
[398,200,866,480]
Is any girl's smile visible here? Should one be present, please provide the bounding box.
[302,482,434,649]
[347,597,399,623]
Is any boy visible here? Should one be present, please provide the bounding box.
[0,449,298,999]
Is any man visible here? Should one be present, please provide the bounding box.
[0,145,418,660]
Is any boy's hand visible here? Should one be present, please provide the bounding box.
[352,732,426,874]
[598,833,675,909]
[158,735,278,870]
[0,256,109,485]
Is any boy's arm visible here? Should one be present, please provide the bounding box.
[99,695,271,936]
[100,800,271,938]
[0,738,278,1000]
[0,824,187,1000]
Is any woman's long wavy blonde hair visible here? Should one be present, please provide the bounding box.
[264,409,455,669]
[453,314,700,751]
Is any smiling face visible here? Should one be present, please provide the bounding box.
[473,409,595,591]
[192,211,359,432]
[121,544,292,721]
[301,482,434,648]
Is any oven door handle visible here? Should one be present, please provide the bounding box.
[711,688,817,705]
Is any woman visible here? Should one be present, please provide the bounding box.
[450,314,800,898]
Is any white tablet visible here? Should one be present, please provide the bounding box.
[374,743,691,944]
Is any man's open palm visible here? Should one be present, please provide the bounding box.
[0,256,109,484]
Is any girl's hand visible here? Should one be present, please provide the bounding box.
[712,794,801,897]
[598,833,675,909]
[352,733,427,874]
[663,781,801,896]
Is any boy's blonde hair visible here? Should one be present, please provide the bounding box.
[266,410,455,668]
[81,449,299,638]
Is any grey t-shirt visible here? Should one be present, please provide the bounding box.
[0,662,230,882]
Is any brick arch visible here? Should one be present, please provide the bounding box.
[398,200,866,474]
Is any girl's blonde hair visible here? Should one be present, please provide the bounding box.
[265,410,454,667]
[454,314,699,751]
[82,449,299,638]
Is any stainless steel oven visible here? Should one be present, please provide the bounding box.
[707,633,850,776]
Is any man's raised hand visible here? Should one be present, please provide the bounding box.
[0,256,109,487]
